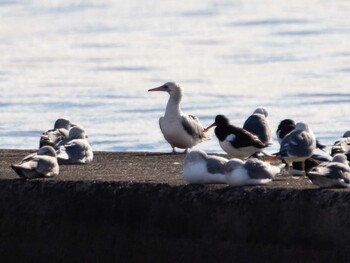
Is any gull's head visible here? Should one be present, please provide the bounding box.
[148,82,183,97]
[332,154,349,165]
[343,131,350,138]
[184,149,207,164]
[38,145,57,157]
[68,126,87,139]
[295,121,310,132]
[253,107,268,118]
[54,118,74,130]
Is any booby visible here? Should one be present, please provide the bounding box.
[278,122,317,176]
[307,154,350,188]
[11,146,59,179]
[39,118,74,148]
[148,82,209,153]
[224,158,284,186]
[243,107,272,144]
[183,149,228,184]
[56,126,93,164]
[205,115,269,159]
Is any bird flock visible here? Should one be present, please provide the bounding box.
[11,119,93,179]
[149,82,350,188]
[10,81,350,189]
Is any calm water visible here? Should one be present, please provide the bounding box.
[0,0,350,153]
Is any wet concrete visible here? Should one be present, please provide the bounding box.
[0,150,349,262]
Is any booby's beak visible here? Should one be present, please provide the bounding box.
[148,85,167,92]
[204,122,217,132]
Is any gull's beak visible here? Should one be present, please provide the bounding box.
[148,85,167,92]
[204,122,217,132]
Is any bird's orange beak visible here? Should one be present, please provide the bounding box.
[204,122,217,132]
[265,155,279,163]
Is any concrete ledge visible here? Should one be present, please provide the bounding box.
[0,150,349,262]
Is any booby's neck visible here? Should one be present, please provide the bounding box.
[165,92,183,117]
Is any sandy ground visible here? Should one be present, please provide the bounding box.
[0,149,326,190]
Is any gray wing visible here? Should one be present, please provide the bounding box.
[36,156,58,177]
[181,115,205,140]
[326,163,350,182]
[206,156,228,174]
[58,139,93,164]
[243,115,271,144]
[244,158,272,179]
[280,130,315,158]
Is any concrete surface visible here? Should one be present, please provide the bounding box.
[0,150,349,262]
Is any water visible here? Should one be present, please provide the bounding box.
[0,0,350,153]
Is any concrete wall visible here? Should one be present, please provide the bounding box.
[0,179,349,262]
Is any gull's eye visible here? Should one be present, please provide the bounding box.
[163,85,169,89]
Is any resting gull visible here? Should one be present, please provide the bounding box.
[243,107,272,144]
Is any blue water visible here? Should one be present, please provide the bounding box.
[0,0,349,153]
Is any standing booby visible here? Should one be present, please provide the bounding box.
[183,149,228,184]
[307,154,350,188]
[148,82,209,153]
[243,107,272,144]
[56,126,93,164]
[205,115,269,159]
[39,118,74,148]
[11,146,59,179]
[224,158,284,186]
[278,122,316,176]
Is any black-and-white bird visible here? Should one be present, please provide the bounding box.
[243,107,272,144]
[183,149,228,184]
[148,82,209,153]
[39,118,74,148]
[307,154,350,188]
[224,158,284,186]
[11,146,59,179]
[277,122,317,176]
[56,126,93,164]
[205,115,270,159]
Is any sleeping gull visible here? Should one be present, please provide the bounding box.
[56,126,93,164]
[224,158,284,186]
[11,146,59,179]
[148,82,209,153]
[205,115,270,159]
[307,154,350,188]
[39,118,74,148]
[243,107,272,144]
[183,149,228,184]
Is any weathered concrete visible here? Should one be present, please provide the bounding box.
[1,150,350,262]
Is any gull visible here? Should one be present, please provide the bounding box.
[148,82,209,153]
[205,115,270,159]
[243,107,272,144]
[224,158,284,186]
[39,118,74,148]
[183,149,228,184]
[56,126,93,164]
[331,131,350,161]
[11,146,59,179]
[307,154,350,188]
[277,122,316,177]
